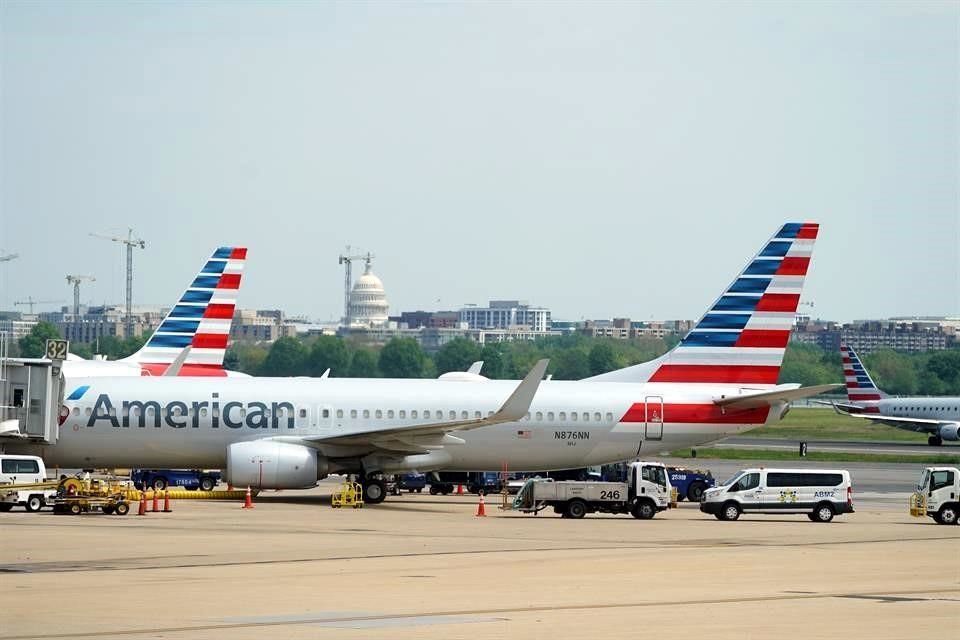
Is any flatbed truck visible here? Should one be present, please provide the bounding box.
[911,466,960,525]
[513,461,674,519]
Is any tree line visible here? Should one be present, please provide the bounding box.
[14,321,960,394]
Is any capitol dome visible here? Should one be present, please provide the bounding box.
[348,261,389,327]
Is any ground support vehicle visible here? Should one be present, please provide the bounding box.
[50,477,133,516]
[331,481,364,508]
[131,469,221,492]
[397,473,427,493]
[467,471,503,495]
[700,468,854,522]
[429,481,454,495]
[0,454,56,512]
[512,461,673,519]
[667,466,715,502]
[911,466,960,525]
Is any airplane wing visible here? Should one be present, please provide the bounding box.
[713,384,841,411]
[811,400,868,415]
[292,359,549,450]
[845,412,944,433]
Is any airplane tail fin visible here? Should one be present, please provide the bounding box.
[840,344,885,403]
[587,222,819,384]
[125,247,247,376]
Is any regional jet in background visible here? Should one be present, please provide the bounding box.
[62,247,247,378]
[829,344,960,446]
[19,222,835,504]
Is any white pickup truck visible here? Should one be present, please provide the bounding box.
[0,454,56,512]
[512,461,673,519]
[911,466,960,525]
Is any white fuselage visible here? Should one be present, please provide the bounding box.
[27,376,779,472]
[876,397,960,422]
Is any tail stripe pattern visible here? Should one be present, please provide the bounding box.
[132,247,246,374]
[649,223,818,385]
[840,344,883,404]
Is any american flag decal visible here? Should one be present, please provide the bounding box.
[516,430,532,439]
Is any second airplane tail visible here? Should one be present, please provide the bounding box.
[840,344,885,405]
[124,247,247,376]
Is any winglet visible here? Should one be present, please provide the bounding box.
[467,361,484,375]
[320,368,331,379]
[161,346,192,377]
[495,359,548,421]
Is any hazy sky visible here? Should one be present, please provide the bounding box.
[1,1,957,323]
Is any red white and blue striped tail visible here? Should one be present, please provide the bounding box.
[588,223,818,384]
[841,343,885,406]
[125,247,247,376]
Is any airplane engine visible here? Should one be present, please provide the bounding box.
[938,423,960,442]
[225,441,328,489]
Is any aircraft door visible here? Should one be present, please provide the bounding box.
[644,396,664,441]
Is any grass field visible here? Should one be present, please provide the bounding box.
[747,407,930,442]
[667,447,960,465]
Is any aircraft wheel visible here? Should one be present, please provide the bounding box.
[363,478,387,504]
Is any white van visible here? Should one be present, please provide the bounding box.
[0,454,54,512]
[700,468,854,522]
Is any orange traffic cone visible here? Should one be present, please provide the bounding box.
[476,493,486,517]
[162,489,172,513]
[242,486,254,509]
[457,483,464,495]
[137,491,147,516]
[151,489,160,512]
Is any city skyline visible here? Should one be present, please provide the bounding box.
[2,2,957,321]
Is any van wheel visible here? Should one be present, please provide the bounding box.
[151,477,168,491]
[813,503,834,523]
[633,500,656,520]
[25,495,44,512]
[937,505,958,525]
[720,502,741,521]
[566,499,587,519]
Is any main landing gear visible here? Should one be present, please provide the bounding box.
[361,475,387,504]
[929,435,943,447]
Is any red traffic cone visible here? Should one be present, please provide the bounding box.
[476,493,486,517]
[162,489,172,513]
[151,489,160,512]
[137,491,147,516]
[242,486,254,509]
[457,483,464,495]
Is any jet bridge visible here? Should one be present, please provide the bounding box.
[0,338,66,446]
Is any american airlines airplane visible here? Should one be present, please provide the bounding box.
[830,344,960,446]
[26,222,832,504]
[62,247,247,378]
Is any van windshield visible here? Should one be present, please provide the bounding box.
[720,472,743,487]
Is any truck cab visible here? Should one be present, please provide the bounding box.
[913,466,960,525]
[0,454,55,512]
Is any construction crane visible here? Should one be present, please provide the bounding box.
[66,275,96,319]
[13,297,64,314]
[338,246,374,327]
[90,228,145,336]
